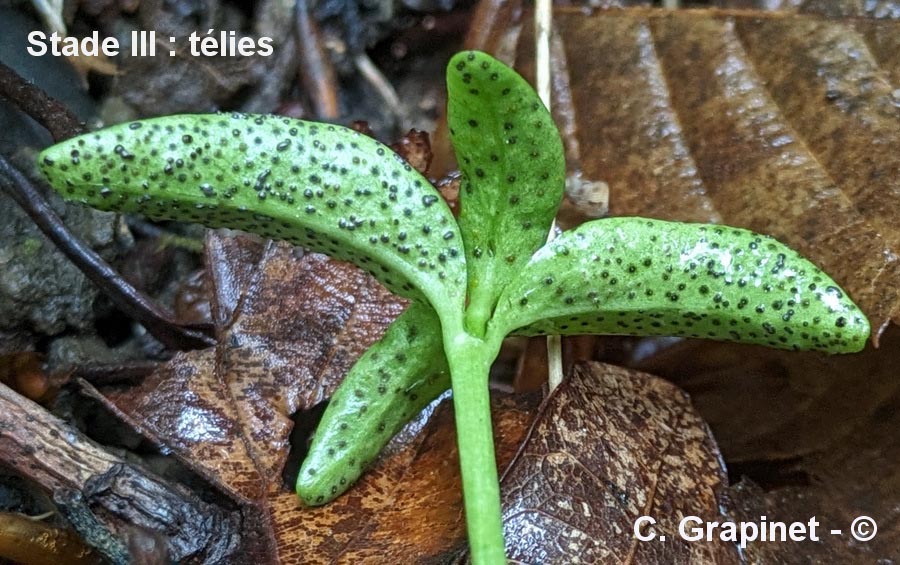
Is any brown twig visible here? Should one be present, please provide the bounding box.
[464,0,521,54]
[0,62,83,142]
[354,53,403,126]
[0,157,215,351]
[51,490,130,565]
[294,0,340,120]
[0,384,241,562]
[71,361,160,387]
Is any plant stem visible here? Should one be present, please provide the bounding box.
[444,331,506,565]
[464,286,495,338]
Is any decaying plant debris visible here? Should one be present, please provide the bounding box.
[0,0,897,562]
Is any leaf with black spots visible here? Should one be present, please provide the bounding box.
[465,9,900,341]
[491,218,868,353]
[38,114,466,322]
[446,51,565,336]
[84,234,537,560]
[297,301,449,506]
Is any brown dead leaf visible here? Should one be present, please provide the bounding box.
[499,362,739,563]
[82,232,541,561]
[633,327,900,560]
[724,473,900,562]
[713,0,900,18]
[288,392,538,563]
[457,7,900,341]
[634,329,900,466]
[83,234,406,557]
[435,171,461,216]
[390,129,434,176]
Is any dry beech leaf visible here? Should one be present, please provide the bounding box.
[83,232,539,561]
[713,0,900,19]
[634,327,900,465]
[461,7,900,341]
[499,362,739,564]
[85,233,405,558]
[390,129,434,176]
[634,326,900,561]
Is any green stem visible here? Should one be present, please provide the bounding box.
[444,331,506,565]
[465,290,494,338]
[464,268,498,339]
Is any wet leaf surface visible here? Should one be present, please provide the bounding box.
[462,8,900,341]
[634,326,900,561]
[499,362,739,564]
[105,235,407,496]
[84,232,540,560]
[87,234,404,556]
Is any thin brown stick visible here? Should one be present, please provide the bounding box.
[354,53,403,125]
[0,157,215,350]
[294,0,340,120]
[464,0,521,53]
[0,62,83,142]
[71,360,160,386]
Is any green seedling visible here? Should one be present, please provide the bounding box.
[38,51,869,564]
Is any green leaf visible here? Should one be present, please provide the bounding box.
[446,51,565,336]
[38,113,466,321]
[297,301,449,505]
[490,218,869,353]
